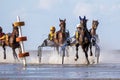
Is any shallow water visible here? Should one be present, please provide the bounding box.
[0,47,120,79]
[0,63,120,80]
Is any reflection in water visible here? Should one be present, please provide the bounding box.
[0,63,120,79]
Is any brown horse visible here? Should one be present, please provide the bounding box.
[0,24,21,60]
[90,20,100,63]
[55,19,70,46]
[75,16,93,64]
[38,19,70,64]
[90,20,99,36]
[55,18,70,64]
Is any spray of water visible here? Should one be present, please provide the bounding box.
[0,47,120,64]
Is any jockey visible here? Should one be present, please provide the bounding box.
[0,26,5,45]
[0,26,5,40]
[75,24,82,42]
[48,26,56,41]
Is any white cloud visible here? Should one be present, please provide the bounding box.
[38,0,62,10]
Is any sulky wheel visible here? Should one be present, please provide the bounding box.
[16,36,27,42]
[19,52,29,58]
[13,22,25,27]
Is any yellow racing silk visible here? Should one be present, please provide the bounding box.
[0,35,6,40]
[75,31,80,40]
[48,32,56,41]
[0,35,6,46]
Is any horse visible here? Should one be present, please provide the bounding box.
[38,18,70,64]
[55,19,70,45]
[74,16,93,64]
[55,19,70,64]
[0,24,21,61]
[89,20,100,63]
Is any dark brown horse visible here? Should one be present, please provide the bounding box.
[0,24,21,60]
[75,16,93,64]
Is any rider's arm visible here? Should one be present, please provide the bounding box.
[0,35,5,40]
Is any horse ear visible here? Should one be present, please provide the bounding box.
[97,20,99,24]
[79,16,82,20]
[64,19,66,22]
[84,16,86,20]
[59,18,61,21]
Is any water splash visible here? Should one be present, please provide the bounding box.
[0,47,120,64]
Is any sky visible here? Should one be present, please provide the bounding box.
[0,0,120,50]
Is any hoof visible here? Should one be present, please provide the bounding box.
[97,60,99,64]
[90,53,93,56]
[66,54,69,57]
[4,57,6,59]
[86,60,90,65]
[74,58,77,61]
[74,56,78,61]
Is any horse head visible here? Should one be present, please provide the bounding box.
[12,24,19,37]
[0,26,3,33]
[79,16,88,28]
[79,16,88,35]
[9,24,19,44]
[59,18,66,32]
[92,20,99,30]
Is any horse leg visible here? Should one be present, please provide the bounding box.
[82,46,90,64]
[56,46,59,54]
[12,48,19,61]
[38,46,42,63]
[90,43,93,56]
[75,43,79,61]
[3,45,6,59]
[62,47,65,64]
[65,46,69,57]
[95,44,100,63]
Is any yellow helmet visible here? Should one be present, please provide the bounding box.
[50,26,56,31]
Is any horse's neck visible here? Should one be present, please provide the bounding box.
[90,28,96,36]
[9,29,19,43]
[12,29,19,37]
[60,28,66,33]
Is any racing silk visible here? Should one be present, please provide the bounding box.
[48,32,56,41]
[0,33,5,40]
[75,30,81,41]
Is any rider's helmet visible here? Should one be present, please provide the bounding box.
[0,26,3,32]
[50,26,56,31]
[76,24,81,28]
